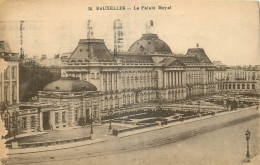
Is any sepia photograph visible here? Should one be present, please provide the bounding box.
[0,0,260,164]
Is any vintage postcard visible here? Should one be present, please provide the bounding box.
[0,0,260,164]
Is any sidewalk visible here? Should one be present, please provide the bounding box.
[6,124,126,144]
[242,154,260,165]
[7,138,106,155]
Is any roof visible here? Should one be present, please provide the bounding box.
[43,77,97,92]
[116,54,154,63]
[160,57,185,67]
[186,48,212,63]
[128,34,172,55]
[174,55,200,64]
[68,39,116,63]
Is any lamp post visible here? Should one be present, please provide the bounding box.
[89,115,93,134]
[156,105,162,121]
[108,107,113,132]
[245,129,251,161]
[11,109,19,141]
[156,94,162,121]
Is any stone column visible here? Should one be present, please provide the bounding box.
[173,72,176,87]
[111,73,114,92]
[164,72,168,88]
[169,71,172,87]
[9,66,13,104]
[180,72,183,86]
[176,72,179,87]
[39,111,43,131]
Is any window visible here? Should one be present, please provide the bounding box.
[91,73,95,79]
[12,67,16,79]
[22,117,27,129]
[80,49,82,52]
[31,116,36,129]
[55,113,59,124]
[62,112,66,123]
[75,110,78,121]
[4,86,8,102]
[12,85,16,101]
[96,73,100,79]
[252,84,255,89]
[4,68,8,79]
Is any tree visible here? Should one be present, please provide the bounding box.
[19,60,60,102]
[0,101,8,114]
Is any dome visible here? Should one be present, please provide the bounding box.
[128,34,172,55]
[43,77,97,92]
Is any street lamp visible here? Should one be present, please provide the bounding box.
[89,115,93,134]
[156,105,162,121]
[156,93,162,121]
[245,129,251,162]
[108,106,113,132]
[11,109,19,141]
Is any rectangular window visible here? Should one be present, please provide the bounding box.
[55,113,59,124]
[12,85,16,101]
[62,112,66,123]
[4,68,8,79]
[75,110,78,122]
[22,117,27,129]
[31,116,36,129]
[4,86,8,102]
[12,66,16,79]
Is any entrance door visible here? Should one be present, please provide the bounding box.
[42,112,50,130]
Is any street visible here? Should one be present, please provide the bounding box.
[3,111,259,165]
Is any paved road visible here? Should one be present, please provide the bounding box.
[3,110,259,165]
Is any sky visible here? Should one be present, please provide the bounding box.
[0,0,259,65]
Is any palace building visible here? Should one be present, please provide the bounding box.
[4,32,216,132]
[31,33,216,130]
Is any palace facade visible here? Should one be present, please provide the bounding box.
[33,33,216,130]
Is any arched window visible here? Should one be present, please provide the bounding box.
[242,84,245,89]
[237,84,240,89]
[252,84,255,89]
[104,97,108,109]
[229,84,231,89]
[140,93,143,102]
[131,93,134,103]
[168,91,171,99]
[233,84,236,89]
[91,73,95,79]
[123,95,126,104]
[127,94,130,104]
[115,96,119,108]
[247,84,250,89]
